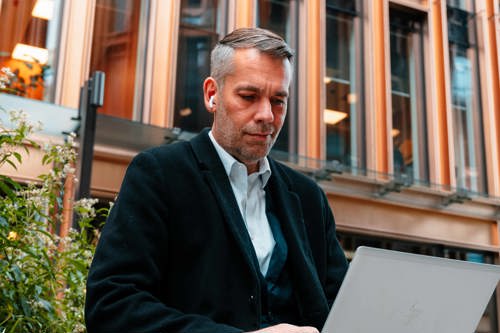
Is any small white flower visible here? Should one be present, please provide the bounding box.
[72,322,86,333]
[1,67,14,77]
[63,163,76,175]
[74,197,99,219]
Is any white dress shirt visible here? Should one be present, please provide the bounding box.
[209,131,275,275]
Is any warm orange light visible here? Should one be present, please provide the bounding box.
[12,43,49,64]
[32,0,54,20]
[324,109,348,125]
[391,128,400,137]
[347,93,357,104]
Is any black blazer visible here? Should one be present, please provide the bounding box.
[85,129,348,333]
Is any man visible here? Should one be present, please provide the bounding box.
[85,27,348,333]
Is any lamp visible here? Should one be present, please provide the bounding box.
[32,0,55,20]
[12,43,49,64]
[324,109,348,125]
[324,76,333,84]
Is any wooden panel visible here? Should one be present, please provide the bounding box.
[90,0,141,120]
[0,141,52,183]
[148,0,180,127]
[0,0,36,52]
[481,0,500,196]
[328,193,499,250]
[90,155,130,199]
[372,1,389,175]
[233,0,255,28]
[430,0,453,187]
[305,0,323,160]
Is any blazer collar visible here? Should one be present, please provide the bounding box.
[266,160,329,323]
[190,130,328,322]
[189,129,261,278]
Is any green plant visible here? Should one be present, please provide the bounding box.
[0,107,107,333]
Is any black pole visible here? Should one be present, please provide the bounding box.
[75,71,105,201]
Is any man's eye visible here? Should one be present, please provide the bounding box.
[271,99,285,106]
[240,95,255,101]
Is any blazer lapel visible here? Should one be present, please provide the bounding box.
[267,159,329,325]
[189,130,260,279]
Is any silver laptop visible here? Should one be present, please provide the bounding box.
[322,246,500,333]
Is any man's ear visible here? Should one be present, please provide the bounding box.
[203,77,218,113]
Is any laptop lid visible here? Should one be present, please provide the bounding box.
[322,246,500,333]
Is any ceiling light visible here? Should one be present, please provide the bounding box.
[347,93,357,104]
[12,43,49,64]
[32,0,54,20]
[324,109,348,125]
[179,107,192,117]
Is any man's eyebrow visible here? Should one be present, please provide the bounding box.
[274,91,289,97]
[235,85,260,93]
[235,85,289,97]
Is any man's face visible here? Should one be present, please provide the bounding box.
[210,48,292,173]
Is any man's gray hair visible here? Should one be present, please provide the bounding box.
[210,27,294,86]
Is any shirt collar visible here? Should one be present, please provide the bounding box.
[208,130,271,187]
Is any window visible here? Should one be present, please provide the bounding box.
[389,7,429,185]
[324,0,365,173]
[90,0,149,121]
[174,0,223,133]
[0,0,63,102]
[447,0,487,194]
[257,0,299,153]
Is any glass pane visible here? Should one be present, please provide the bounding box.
[174,0,219,132]
[449,45,486,193]
[0,0,63,102]
[90,0,147,120]
[325,3,365,172]
[257,0,297,153]
[181,0,218,29]
[447,0,486,195]
[447,0,468,11]
[258,0,290,41]
[390,9,429,184]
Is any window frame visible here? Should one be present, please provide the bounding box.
[388,5,430,185]
[323,0,366,174]
[446,0,488,195]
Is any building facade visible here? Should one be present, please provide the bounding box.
[1,0,500,331]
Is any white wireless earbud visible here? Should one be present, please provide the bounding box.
[209,96,215,108]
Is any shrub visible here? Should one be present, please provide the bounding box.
[0,107,106,333]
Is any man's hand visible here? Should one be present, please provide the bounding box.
[249,323,320,333]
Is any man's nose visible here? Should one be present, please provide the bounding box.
[254,100,274,123]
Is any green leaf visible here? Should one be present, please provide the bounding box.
[20,295,31,317]
[7,316,22,333]
[0,179,16,199]
[11,265,23,283]
[37,298,53,312]
[42,154,50,165]
[4,159,17,170]
[12,152,22,164]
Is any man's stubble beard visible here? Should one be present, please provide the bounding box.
[214,100,281,164]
